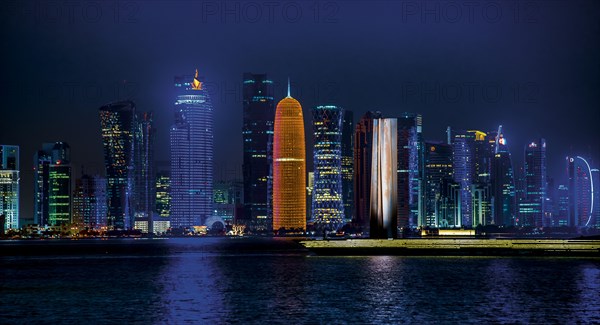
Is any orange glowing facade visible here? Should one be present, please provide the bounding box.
[273,89,306,232]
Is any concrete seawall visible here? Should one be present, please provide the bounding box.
[300,239,600,257]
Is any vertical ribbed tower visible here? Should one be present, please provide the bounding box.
[273,81,306,232]
[370,118,398,239]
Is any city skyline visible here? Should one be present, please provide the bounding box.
[3,1,599,223]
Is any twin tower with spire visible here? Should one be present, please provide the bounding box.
[272,79,307,233]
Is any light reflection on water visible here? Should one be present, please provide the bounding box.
[1,238,599,324]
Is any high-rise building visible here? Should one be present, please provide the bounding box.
[423,141,453,227]
[213,179,243,226]
[397,113,423,228]
[0,145,19,230]
[341,109,354,223]
[438,179,462,227]
[272,82,306,232]
[518,139,547,227]
[471,183,492,226]
[311,105,345,230]
[99,101,136,229]
[242,73,275,230]
[48,142,72,226]
[591,168,600,228]
[491,127,515,227]
[370,118,398,239]
[33,143,53,226]
[72,174,107,228]
[354,111,382,230]
[567,156,594,227]
[170,70,214,228]
[134,112,155,228]
[556,184,569,226]
[155,171,171,218]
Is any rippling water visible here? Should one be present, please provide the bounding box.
[1,238,599,324]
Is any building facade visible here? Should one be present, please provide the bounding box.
[72,174,107,228]
[170,70,214,228]
[518,139,547,227]
[397,113,423,228]
[370,118,398,239]
[341,109,354,223]
[99,101,136,229]
[423,141,453,227]
[272,84,306,232]
[242,73,275,230]
[311,105,345,230]
[354,111,382,231]
[0,145,19,230]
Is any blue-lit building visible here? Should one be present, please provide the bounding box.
[518,139,547,227]
[134,112,156,229]
[312,105,345,230]
[242,73,274,230]
[99,101,136,229]
[423,141,453,227]
[397,112,423,228]
[170,70,214,228]
[491,127,516,227]
[73,174,107,228]
[567,156,594,227]
[0,145,19,230]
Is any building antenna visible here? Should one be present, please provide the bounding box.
[287,77,291,98]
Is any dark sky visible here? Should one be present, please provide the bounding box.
[2,0,599,223]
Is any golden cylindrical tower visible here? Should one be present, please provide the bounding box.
[273,89,306,233]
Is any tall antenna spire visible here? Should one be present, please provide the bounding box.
[287,77,291,98]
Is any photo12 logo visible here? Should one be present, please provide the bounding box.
[199,1,339,23]
[7,0,140,24]
[399,1,540,24]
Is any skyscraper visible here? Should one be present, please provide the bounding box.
[370,118,398,239]
[47,142,72,226]
[567,156,594,227]
[72,174,107,228]
[397,113,423,228]
[519,139,547,227]
[155,171,171,218]
[273,82,306,232]
[423,141,453,227]
[491,127,515,227]
[170,70,214,228]
[354,111,382,231]
[311,105,344,230]
[134,112,155,224]
[0,145,19,230]
[242,73,275,230]
[341,109,354,223]
[99,101,136,229]
[33,143,53,226]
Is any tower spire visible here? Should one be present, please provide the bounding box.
[287,77,291,98]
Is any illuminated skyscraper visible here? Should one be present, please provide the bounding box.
[491,127,515,226]
[100,101,136,229]
[273,82,306,232]
[155,171,171,218]
[170,70,214,228]
[134,112,155,224]
[33,143,53,226]
[397,113,423,228]
[311,105,344,230]
[0,145,19,230]
[518,139,547,227]
[72,174,107,228]
[341,110,354,223]
[47,142,72,226]
[556,184,569,226]
[423,141,453,227]
[370,118,398,239]
[354,111,382,230]
[242,73,275,230]
[567,156,594,227]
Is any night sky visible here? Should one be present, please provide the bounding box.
[2,0,599,224]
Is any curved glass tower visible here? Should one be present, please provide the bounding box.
[170,70,214,228]
[311,105,344,230]
[273,83,306,232]
[99,101,136,229]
